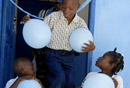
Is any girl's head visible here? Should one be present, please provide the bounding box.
[96,48,124,74]
[13,58,35,77]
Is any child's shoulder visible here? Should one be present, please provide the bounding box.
[112,74,123,81]
[112,74,123,87]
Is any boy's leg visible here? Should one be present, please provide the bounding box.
[62,51,75,88]
[45,49,66,88]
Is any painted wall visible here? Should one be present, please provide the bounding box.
[91,0,130,88]
[78,0,89,24]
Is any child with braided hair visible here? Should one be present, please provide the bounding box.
[81,48,124,88]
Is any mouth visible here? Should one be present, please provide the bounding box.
[96,59,99,64]
[96,61,98,64]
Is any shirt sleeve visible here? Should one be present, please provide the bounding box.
[5,79,16,88]
[44,11,58,30]
[78,18,88,29]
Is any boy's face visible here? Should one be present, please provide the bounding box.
[61,0,79,20]
[23,62,35,76]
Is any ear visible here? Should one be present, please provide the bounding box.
[21,68,26,74]
[110,64,115,70]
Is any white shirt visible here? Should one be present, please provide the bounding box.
[81,72,123,88]
[44,11,88,51]
[5,77,18,88]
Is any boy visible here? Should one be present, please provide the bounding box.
[21,0,95,87]
[5,57,44,88]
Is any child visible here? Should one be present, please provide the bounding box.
[81,48,124,88]
[21,0,95,87]
[5,57,44,88]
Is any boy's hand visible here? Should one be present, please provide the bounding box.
[20,15,30,24]
[81,40,95,53]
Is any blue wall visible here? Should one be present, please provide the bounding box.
[91,0,130,88]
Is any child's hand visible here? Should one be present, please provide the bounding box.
[33,77,44,88]
[20,15,30,24]
[81,40,95,53]
[112,78,118,88]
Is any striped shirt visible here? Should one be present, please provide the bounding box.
[44,11,88,51]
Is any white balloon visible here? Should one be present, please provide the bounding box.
[82,73,115,88]
[17,80,42,88]
[69,28,93,52]
[23,19,51,49]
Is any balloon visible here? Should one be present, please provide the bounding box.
[69,28,93,52]
[17,80,42,88]
[23,19,51,49]
[82,73,115,88]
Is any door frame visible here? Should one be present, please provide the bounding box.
[87,0,96,73]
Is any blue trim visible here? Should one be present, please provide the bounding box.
[0,0,4,87]
[87,0,96,73]
[0,0,16,87]
[0,0,2,47]
[0,0,6,87]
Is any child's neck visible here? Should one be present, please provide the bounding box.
[100,71,113,77]
[66,15,75,25]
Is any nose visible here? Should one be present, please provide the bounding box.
[98,57,101,60]
[63,8,69,14]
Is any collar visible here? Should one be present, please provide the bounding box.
[60,11,79,23]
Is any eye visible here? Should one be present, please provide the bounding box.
[70,8,73,10]
[62,6,66,9]
[100,56,104,60]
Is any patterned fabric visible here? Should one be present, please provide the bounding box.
[44,11,88,51]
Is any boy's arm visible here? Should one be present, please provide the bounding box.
[44,12,57,30]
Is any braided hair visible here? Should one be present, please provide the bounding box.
[105,48,124,74]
